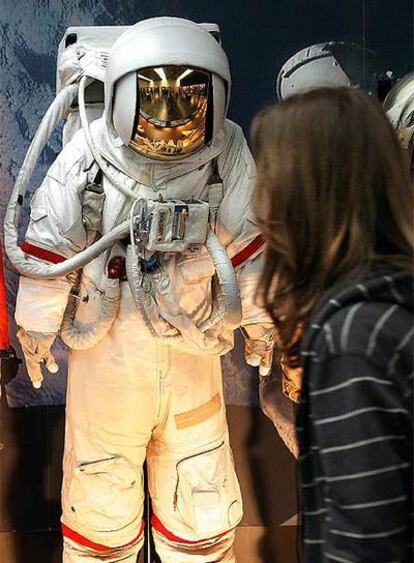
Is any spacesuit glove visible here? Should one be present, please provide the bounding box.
[16,327,59,389]
[243,323,276,376]
[280,353,303,403]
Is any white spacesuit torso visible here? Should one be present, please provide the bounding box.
[17,116,264,348]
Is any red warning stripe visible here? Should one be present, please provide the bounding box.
[21,241,67,264]
[62,520,145,553]
[151,514,232,545]
[231,235,265,268]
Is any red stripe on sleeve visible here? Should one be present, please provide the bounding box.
[231,235,265,268]
[21,241,67,264]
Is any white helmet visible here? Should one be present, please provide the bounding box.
[276,42,382,101]
[105,17,231,161]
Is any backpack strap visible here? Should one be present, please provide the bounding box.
[82,160,105,244]
[207,157,224,232]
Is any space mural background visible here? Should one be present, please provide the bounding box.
[1,0,412,408]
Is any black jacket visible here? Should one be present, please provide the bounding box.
[297,267,413,562]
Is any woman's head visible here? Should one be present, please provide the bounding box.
[252,87,413,350]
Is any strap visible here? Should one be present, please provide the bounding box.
[207,157,224,232]
[85,161,104,194]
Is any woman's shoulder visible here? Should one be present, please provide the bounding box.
[309,300,413,398]
[324,300,411,354]
[308,269,413,367]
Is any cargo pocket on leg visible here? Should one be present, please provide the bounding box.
[175,441,243,539]
[65,455,142,548]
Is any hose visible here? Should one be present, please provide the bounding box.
[4,83,78,268]
[125,209,242,347]
[125,244,164,339]
[6,219,131,279]
[4,78,138,280]
[60,278,120,350]
[78,76,139,201]
[204,229,242,328]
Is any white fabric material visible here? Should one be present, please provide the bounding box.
[15,276,72,332]
[56,26,128,91]
[63,537,142,563]
[61,291,241,561]
[153,529,236,562]
[25,156,88,258]
[3,84,78,275]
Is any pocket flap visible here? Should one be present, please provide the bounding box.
[60,212,84,247]
[66,455,141,539]
[30,206,48,222]
[77,456,136,484]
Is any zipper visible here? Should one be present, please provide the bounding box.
[173,441,225,511]
[78,455,117,472]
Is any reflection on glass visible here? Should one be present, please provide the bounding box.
[129,66,210,160]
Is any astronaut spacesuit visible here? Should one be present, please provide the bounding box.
[10,17,274,562]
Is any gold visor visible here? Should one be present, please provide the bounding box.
[129,66,210,160]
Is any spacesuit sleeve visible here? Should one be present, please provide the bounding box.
[237,253,271,325]
[15,143,88,333]
[216,130,270,326]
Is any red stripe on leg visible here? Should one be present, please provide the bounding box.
[151,514,232,545]
[62,520,145,553]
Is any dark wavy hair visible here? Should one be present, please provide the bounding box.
[251,87,413,357]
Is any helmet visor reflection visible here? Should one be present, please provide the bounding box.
[130,66,210,160]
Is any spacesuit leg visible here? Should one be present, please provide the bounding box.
[60,286,160,562]
[61,421,146,563]
[148,350,243,562]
